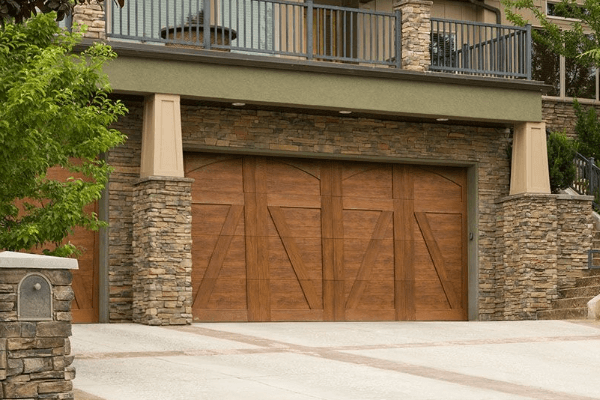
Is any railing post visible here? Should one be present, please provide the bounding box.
[525,24,532,80]
[395,9,402,69]
[307,0,314,60]
[204,0,211,50]
[590,157,595,197]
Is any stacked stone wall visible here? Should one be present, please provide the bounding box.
[543,99,600,138]
[106,103,143,322]
[0,269,74,399]
[497,194,593,320]
[132,177,193,325]
[73,1,106,40]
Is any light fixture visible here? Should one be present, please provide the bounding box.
[232,102,246,107]
[436,118,449,122]
[339,110,352,114]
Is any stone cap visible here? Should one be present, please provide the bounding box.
[0,251,78,270]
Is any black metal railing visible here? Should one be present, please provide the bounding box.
[572,152,600,210]
[105,1,532,77]
[106,0,400,67]
[430,18,531,79]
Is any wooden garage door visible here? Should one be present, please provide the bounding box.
[45,166,100,323]
[186,154,467,322]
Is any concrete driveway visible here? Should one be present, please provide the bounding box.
[71,320,600,400]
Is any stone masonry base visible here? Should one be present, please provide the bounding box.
[496,194,593,319]
[132,177,194,326]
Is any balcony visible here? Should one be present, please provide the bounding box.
[106,0,532,79]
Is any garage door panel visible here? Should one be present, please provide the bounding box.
[187,153,467,322]
[345,309,396,321]
[192,204,232,234]
[188,159,244,195]
[343,210,385,239]
[352,280,395,310]
[191,191,245,206]
[267,160,321,196]
[414,280,452,310]
[342,166,393,199]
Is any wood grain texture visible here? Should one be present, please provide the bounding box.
[345,211,392,309]
[193,205,243,308]
[268,206,320,309]
[188,153,467,322]
[415,212,461,310]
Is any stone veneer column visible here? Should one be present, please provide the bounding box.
[132,177,194,326]
[496,194,593,320]
[0,252,77,399]
[72,0,106,40]
[394,0,433,72]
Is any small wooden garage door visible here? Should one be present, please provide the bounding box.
[186,153,467,322]
[44,167,100,323]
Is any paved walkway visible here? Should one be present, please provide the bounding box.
[71,320,600,400]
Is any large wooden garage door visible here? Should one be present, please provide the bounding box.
[186,154,467,322]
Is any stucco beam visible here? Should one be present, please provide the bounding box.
[104,56,543,124]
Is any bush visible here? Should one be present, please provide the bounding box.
[547,131,577,193]
[574,100,600,161]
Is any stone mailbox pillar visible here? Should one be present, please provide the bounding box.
[0,251,77,400]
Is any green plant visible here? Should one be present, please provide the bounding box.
[547,131,577,193]
[574,100,600,162]
[0,13,127,256]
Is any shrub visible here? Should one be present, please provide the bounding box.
[547,131,577,193]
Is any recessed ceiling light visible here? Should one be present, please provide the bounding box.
[436,118,449,122]
[232,102,246,107]
[339,110,352,114]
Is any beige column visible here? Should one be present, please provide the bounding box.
[510,121,551,195]
[141,94,184,178]
[394,0,433,72]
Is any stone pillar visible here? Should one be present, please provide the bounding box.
[141,94,185,179]
[496,194,593,320]
[132,177,194,326]
[72,0,106,40]
[0,252,77,399]
[510,121,551,195]
[394,0,433,72]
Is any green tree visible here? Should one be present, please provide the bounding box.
[547,131,577,193]
[573,100,600,161]
[504,0,600,63]
[0,13,127,256]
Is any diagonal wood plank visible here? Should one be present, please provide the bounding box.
[268,206,320,309]
[193,205,244,308]
[71,274,89,310]
[414,212,461,310]
[345,211,393,309]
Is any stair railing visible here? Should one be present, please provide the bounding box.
[571,152,600,210]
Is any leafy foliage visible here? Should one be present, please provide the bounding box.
[547,131,577,193]
[0,13,127,255]
[504,0,600,63]
[573,100,600,161]
[0,0,124,24]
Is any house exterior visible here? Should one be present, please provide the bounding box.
[64,0,594,325]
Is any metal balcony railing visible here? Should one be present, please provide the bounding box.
[106,0,400,67]
[105,1,532,77]
[430,18,531,79]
